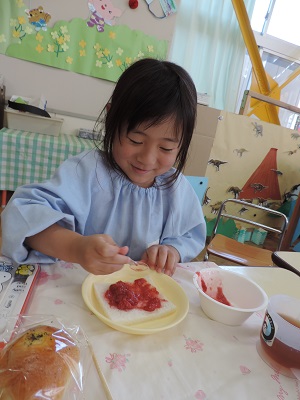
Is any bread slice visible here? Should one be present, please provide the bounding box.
[93,277,176,325]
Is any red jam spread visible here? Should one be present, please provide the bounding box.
[196,271,232,306]
[105,278,163,312]
[215,287,232,306]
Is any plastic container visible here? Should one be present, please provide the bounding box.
[257,294,300,379]
[193,268,268,326]
[5,108,63,136]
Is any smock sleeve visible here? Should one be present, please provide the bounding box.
[1,150,99,264]
[159,175,206,263]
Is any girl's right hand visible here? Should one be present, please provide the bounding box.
[72,234,130,275]
[25,224,129,275]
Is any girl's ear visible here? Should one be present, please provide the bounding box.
[106,103,111,112]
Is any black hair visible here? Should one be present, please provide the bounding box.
[94,58,197,186]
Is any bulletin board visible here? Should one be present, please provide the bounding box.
[0,0,178,118]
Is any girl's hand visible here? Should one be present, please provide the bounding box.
[141,245,180,276]
[72,234,130,275]
[25,224,130,275]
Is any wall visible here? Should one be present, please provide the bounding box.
[0,0,179,134]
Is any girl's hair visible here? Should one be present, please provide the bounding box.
[94,58,197,186]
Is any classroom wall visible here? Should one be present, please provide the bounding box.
[0,0,180,134]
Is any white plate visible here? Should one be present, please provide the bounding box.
[82,264,189,335]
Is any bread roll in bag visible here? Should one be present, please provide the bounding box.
[0,325,80,400]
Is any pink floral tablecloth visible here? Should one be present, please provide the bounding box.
[26,261,300,400]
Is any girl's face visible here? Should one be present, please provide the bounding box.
[112,119,181,188]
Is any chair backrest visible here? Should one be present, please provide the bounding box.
[211,198,289,251]
[185,176,208,204]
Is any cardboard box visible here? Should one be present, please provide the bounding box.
[5,108,63,136]
[184,104,221,176]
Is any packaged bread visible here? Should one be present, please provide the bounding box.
[93,276,176,325]
[0,324,80,400]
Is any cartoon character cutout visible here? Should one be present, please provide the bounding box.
[16,264,35,277]
[25,6,51,32]
[87,0,122,32]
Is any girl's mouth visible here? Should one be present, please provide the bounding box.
[131,165,150,175]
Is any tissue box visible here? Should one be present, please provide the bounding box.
[251,228,267,245]
[5,108,63,136]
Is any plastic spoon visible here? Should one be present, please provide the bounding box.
[128,260,149,271]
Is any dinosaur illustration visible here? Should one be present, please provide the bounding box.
[238,207,248,215]
[252,122,263,137]
[207,159,227,171]
[271,169,283,175]
[284,149,297,155]
[291,132,300,139]
[233,148,248,157]
[256,197,269,207]
[202,187,211,206]
[210,201,224,215]
[226,186,242,199]
[250,183,268,193]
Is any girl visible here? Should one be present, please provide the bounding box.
[1,58,206,276]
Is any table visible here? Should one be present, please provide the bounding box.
[5,261,297,400]
[272,251,300,277]
[0,128,94,205]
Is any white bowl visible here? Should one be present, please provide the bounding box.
[193,268,268,326]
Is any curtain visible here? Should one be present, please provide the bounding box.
[169,0,256,112]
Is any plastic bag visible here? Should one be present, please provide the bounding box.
[0,315,91,400]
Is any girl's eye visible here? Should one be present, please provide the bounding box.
[129,138,142,145]
[160,147,174,152]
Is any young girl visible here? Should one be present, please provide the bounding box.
[1,58,206,276]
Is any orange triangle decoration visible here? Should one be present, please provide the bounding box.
[238,148,281,200]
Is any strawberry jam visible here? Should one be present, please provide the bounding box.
[105,278,163,311]
[196,271,232,306]
[215,286,232,306]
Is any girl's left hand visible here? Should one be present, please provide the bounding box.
[141,245,180,276]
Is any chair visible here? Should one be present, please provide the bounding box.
[204,199,288,266]
[185,176,208,205]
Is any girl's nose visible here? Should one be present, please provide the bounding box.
[136,146,156,165]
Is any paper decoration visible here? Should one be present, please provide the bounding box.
[86,0,122,33]
[0,1,168,83]
[25,6,51,32]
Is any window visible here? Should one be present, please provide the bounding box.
[236,0,300,129]
[258,0,300,46]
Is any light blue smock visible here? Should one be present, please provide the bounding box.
[1,149,206,264]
